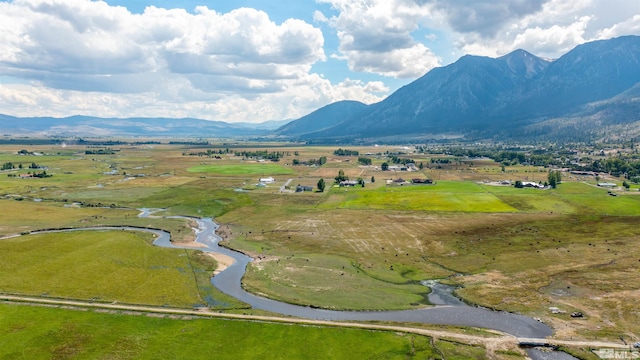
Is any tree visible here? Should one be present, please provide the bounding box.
[334,170,348,183]
[317,178,326,192]
[548,170,561,188]
[623,180,630,190]
[357,177,364,187]
[514,180,524,188]
[371,176,375,183]
[381,162,389,171]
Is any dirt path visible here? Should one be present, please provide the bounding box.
[0,294,629,352]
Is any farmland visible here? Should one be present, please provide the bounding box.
[1,140,639,355]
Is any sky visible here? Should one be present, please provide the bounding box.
[1,0,640,123]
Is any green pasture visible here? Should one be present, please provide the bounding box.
[242,253,429,310]
[0,230,242,309]
[0,304,455,360]
[329,181,517,213]
[188,163,294,176]
[325,180,640,216]
[58,187,166,203]
[138,186,252,217]
[0,199,204,244]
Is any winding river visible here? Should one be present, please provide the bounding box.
[144,211,552,339]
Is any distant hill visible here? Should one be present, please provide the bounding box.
[273,100,367,136]
[288,35,640,142]
[0,115,277,138]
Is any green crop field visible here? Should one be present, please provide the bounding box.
[188,163,294,176]
[330,183,518,212]
[0,230,242,309]
[0,304,455,360]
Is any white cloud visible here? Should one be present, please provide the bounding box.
[0,0,390,122]
[2,0,640,123]
[338,44,440,78]
[0,72,387,122]
[453,0,597,59]
[597,15,640,39]
[0,1,325,95]
[510,16,592,57]
[317,0,441,78]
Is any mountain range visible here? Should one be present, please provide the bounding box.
[3,35,640,143]
[278,35,640,143]
[0,114,288,138]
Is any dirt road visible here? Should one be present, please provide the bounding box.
[0,294,629,352]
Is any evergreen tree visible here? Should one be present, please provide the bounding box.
[317,178,326,192]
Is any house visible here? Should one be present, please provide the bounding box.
[597,183,617,187]
[411,178,433,184]
[259,177,275,184]
[392,178,408,185]
[522,181,544,189]
[296,185,314,192]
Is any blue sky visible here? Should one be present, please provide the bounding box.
[1,0,640,123]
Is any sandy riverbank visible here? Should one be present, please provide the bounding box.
[207,252,235,274]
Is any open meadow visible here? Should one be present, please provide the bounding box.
[2,303,488,360]
[1,141,639,350]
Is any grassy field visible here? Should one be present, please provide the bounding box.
[188,163,294,176]
[0,304,462,360]
[242,253,429,310]
[330,181,518,213]
[0,230,243,309]
[2,143,640,344]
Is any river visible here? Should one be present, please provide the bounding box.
[146,213,552,339]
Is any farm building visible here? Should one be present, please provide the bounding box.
[259,177,275,184]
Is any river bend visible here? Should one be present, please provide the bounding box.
[146,213,552,339]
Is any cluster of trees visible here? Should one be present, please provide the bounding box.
[333,148,359,156]
[7,170,52,178]
[588,158,640,179]
[1,162,43,170]
[234,150,290,161]
[548,170,562,188]
[418,144,640,180]
[292,156,327,166]
[388,156,415,165]
[334,169,349,183]
[85,148,116,155]
[183,148,230,157]
[357,157,372,165]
